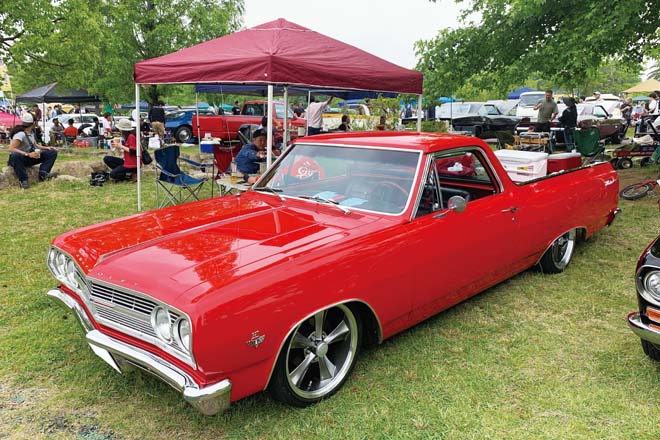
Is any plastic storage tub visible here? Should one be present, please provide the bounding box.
[547,152,582,173]
[494,149,549,182]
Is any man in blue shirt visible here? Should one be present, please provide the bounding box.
[235,128,280,180]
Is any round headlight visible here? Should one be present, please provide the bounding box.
[56,253,67,276]
[645,271,660,300]
[152,307,172,341]
[66,259,78,288]
[177,319,192,351]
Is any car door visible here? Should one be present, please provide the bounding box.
[401,148,528,323]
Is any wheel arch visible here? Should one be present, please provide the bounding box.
[262,298,382,390]
[534,226,586,266]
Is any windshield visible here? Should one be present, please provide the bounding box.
[478,104,502,116]
[255,144,420,214]
[519,93,544,107]
[438,103,482,118]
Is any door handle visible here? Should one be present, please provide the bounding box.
[501,207,518,213]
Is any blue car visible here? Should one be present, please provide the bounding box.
[165,108,216,143]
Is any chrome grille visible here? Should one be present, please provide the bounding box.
[87,280,190,364]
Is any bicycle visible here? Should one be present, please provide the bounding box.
[619,175,660,200]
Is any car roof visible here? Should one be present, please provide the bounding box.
[295,131,487,154]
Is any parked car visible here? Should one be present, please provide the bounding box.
[41,113,98,144]
[515,91,546,121]
[437,102,520,138]
[628,235,660,361]
[46,132,620,415]
[516,103,626,143]
[165,108,216,143]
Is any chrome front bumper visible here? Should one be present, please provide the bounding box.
[627,312,660,346]
[47,288,231,415]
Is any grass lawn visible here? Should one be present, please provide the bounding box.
[1,146,660,439]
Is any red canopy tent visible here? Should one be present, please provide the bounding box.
[132,18,424,209]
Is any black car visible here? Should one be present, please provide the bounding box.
[628,235,660,360]
[437,102,520,138]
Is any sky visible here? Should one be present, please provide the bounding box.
[242,0,463,70]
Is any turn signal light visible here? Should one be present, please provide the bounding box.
[646,306,660,323]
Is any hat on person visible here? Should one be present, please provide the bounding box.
[22,113,34,125]
[116,118,133,131]
[252,128,267,139]
[594,91,601,95]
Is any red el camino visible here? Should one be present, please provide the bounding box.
[47,132,620,415]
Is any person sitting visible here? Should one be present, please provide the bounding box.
[338,115,351,131]
[376,115,388,131]
[235,128,280,182]
[103,119,140,182]
[63,119,78,139]
[7,113,58,189]
[49,118,65,144]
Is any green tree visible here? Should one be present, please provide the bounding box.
[4,0,244,104]
[417,0,659,98]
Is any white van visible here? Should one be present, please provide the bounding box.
[515,91,545,121]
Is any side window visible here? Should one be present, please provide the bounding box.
[243,104,264,116]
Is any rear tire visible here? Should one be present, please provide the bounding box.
[642,339,660,361]
[619,183,653,200]
[268,304,361,407]
[539,229,576,274]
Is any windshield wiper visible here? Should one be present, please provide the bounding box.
[297,195,350,214]
[253,186,284,201]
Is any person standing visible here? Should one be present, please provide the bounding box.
[148,100,166,142]
[533,90,558,151]
[232,100,241,115]
[101,112,113,139]
[592,91,603,102]
[558,97,578,149]
[306,95,333,135]
[292,103,304,118]
[620,97,633,134]
[7,113,58,189]
[103,119,140,181]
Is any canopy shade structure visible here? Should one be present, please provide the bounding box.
[135,18,422,95]
[15,82,100,103]
[623,78,660,94]
[507,87,534,99]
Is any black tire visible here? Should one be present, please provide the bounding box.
[268,304,361,407]
[610,158,620,168]
[618,157,633,169]
[175,126,193,143]
[619,183,653,200]
[640,157,652,167]
[539,229,576,274]
[641,339,660,361]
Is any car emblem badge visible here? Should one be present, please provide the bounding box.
[246,331,265,348]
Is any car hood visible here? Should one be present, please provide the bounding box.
[54,193,380,305]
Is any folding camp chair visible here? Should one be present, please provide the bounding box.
[154,145,207,208]
[495,130,515,149]
[573,127,606,164]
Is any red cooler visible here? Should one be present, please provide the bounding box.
[547,152,582,173]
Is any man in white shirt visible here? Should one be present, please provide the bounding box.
[101,112,113,137]
[306,96,333,135]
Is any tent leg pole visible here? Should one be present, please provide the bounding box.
[267,85,273,168]
[283,86,288,146]
[136,84,141,211]
[417,94,423,132]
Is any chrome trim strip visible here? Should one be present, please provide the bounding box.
[628,312,660,346]
[47,288,94,332]
[263,298,382,390]
[86,330,231,416]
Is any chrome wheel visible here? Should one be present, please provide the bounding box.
[550,230,576,270]
[284,305,359,400]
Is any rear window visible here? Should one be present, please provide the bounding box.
[519,93,544,107]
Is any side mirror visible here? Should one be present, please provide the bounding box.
[447,195,467,213]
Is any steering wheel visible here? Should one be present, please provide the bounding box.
[370,181,409,210]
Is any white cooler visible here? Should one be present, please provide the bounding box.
[494,149,549,182]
